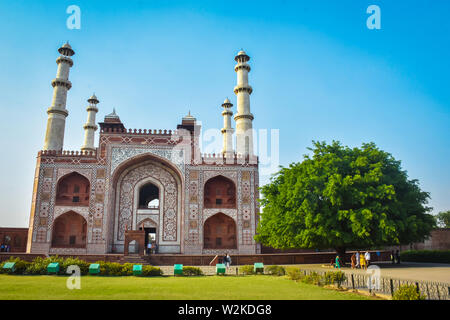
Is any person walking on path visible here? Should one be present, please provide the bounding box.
[390,251,395,264]
[225,253,232,269]
[365,251,371,267]
[355,251,360,269]
[351,253,356,269]
[360,252,367,270]
[395,250,401,264]
[335,255,341,269]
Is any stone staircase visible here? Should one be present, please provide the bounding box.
[120,254,150,265]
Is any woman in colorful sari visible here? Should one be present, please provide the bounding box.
[360,252,367,270]
[351,253,356,269]
[335,255,341,269]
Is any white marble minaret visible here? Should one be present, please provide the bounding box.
[221,98,234,156]
[43,42,75,151]
[81,94,99,152]
[233,50,254,156]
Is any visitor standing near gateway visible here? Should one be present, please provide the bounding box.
[147,242,152,255]
[224,253,231,269]
[395,250,401,264]
[335,255,341,269]
[360,252,367,270]
[351,252,356,269]
[365,251,371,267]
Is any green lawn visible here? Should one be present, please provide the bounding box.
[0,275,372,300]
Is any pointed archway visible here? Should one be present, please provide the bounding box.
[203,213,237,249]
[55,172,90,206]
[204,175,236,209]
[51,211,87,248]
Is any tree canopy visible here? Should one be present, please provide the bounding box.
[435,211,450,228]
[255,141,435,254]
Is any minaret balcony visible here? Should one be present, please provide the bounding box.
[83,124,98,130]
[234,63,251,72]
[233,85,253,94]
[51,78,72,90]
[56,56,74,67]
[47,107,69,117]
[86,106,99,112]
[233,113,254,121]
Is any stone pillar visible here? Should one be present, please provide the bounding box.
[233,50,254,157]
[81,94,99,152]
[43,43,75,151]
[221,98,234,156]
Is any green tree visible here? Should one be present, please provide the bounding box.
[435,210,450,228]
[255,141,435,256]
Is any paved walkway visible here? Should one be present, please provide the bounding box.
[291,262,450,284]
[158,262,450,283]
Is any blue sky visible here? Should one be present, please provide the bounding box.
[0,0,449,227]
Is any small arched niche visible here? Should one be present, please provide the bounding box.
[138,183,159,209]
[55,172,90,206]
[204,176,236,209]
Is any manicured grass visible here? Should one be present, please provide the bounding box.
[0,275,371,300]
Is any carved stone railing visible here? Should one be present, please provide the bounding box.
[38,149,97,157]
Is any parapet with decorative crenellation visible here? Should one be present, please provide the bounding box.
[100,127,180,135]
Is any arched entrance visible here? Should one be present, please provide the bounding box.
[203,213,237,249]
[110,153,183,254]
[51,211,87,248]
[138,218,158,253]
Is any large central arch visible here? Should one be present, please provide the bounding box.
[111,153,183,253]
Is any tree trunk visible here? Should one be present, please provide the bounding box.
[335,247,346,263]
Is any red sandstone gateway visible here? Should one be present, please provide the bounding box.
[24,44,260,257]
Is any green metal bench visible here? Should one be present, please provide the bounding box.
[2,262,16,273]
[174,264,183,275]
[216,263,226,275]
[89,263,101,275]
[133,264,143,276]
[47,262,60,274]
[254,262,264,274]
